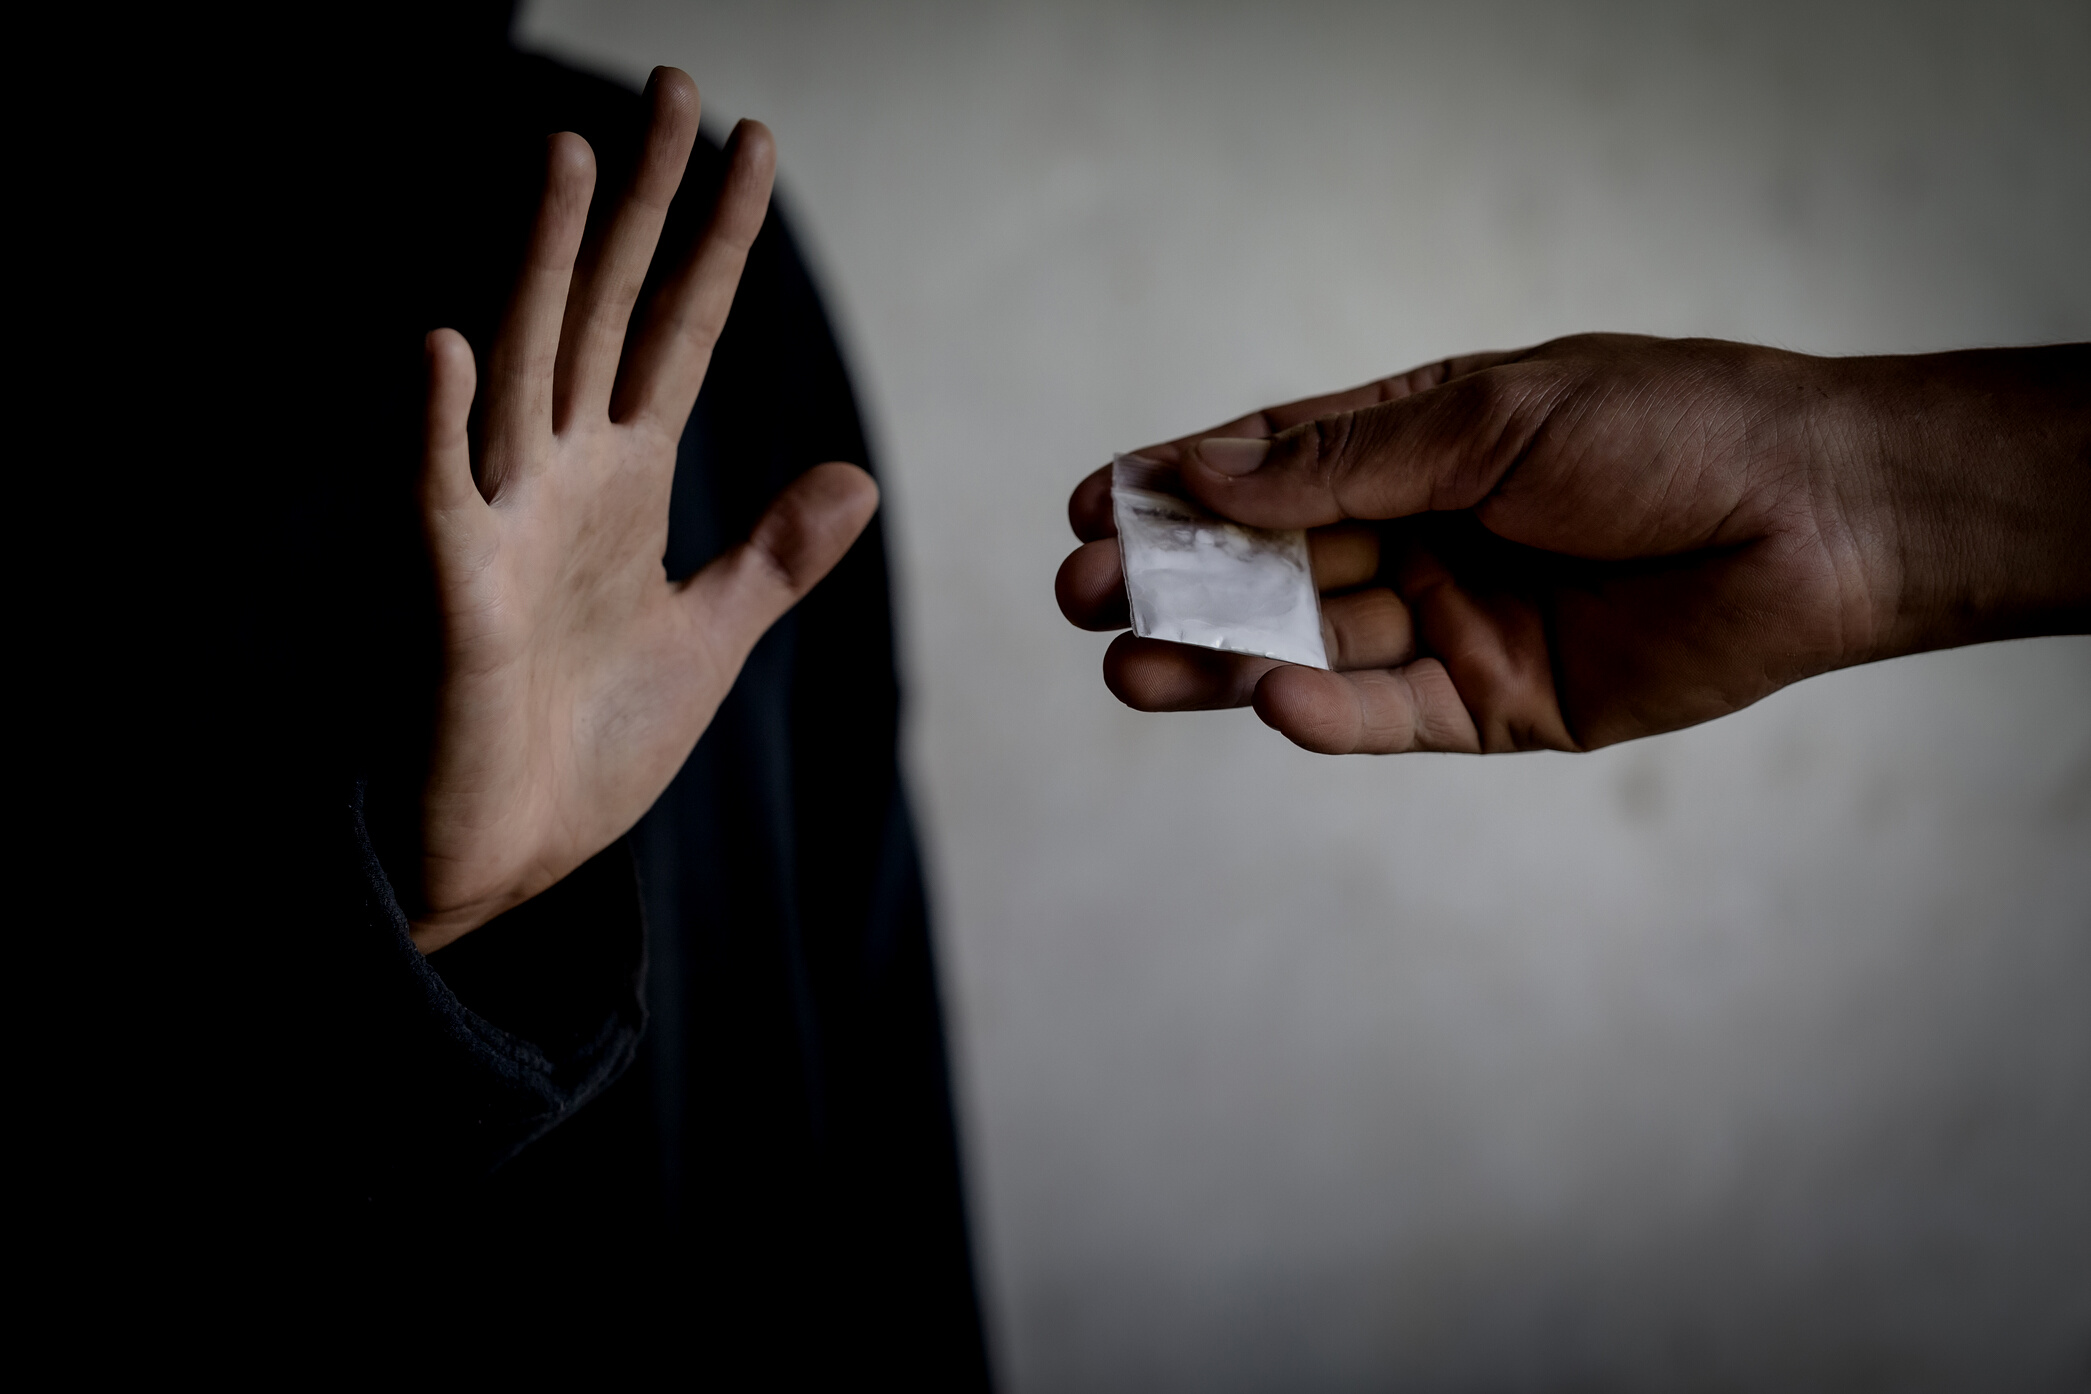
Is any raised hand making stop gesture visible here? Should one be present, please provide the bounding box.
[412,69,878,952]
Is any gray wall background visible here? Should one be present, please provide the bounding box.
[520,3,2090,1388]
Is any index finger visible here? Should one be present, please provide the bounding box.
[1139,351,1527,465]
[1069,350,1526,538]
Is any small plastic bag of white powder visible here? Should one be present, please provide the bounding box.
[1112,453,1329,670]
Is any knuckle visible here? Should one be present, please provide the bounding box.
[1292,412,1359,504]
[747,521,807,596]
[1308,412,1353,481]
[1321,616,1345,670]
[1314,404,1404,518]
[1438,370,1555,509]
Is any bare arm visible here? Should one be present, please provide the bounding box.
[412,69,877,951]
[1058,335,2089,754]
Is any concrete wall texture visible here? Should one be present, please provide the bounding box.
[521,3,2090,1388]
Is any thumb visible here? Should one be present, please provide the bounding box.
[421,328,482,511]
[1176,362,1571,530]
[682,461,881,656]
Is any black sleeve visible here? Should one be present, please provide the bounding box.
[312,779,647,1197]
[255,781,644,1203]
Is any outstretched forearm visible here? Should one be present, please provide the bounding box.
[1844,345,2091,661]
[1058,335,2089,756]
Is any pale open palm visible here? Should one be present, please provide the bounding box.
[413,70,877,952]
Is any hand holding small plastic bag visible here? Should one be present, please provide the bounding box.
[1057,335,2091,755]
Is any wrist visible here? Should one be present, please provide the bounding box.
[409,897,510,955]
[409,851,532,955]
[1828,346,2091,661]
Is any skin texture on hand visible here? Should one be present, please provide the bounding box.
[1057,335,2089,757]
[413,70,879,952]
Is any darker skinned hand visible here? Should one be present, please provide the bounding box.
[1057,334,2090,755]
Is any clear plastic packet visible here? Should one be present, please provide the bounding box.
[1111,453,1329,670]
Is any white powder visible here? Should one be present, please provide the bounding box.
[1112,454,1328,670]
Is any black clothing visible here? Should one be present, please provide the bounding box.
[201,26,988,1385]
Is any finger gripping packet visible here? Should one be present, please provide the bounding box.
[1112,453,1329,670]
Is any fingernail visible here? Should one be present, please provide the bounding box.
[1196,437,1270,477]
